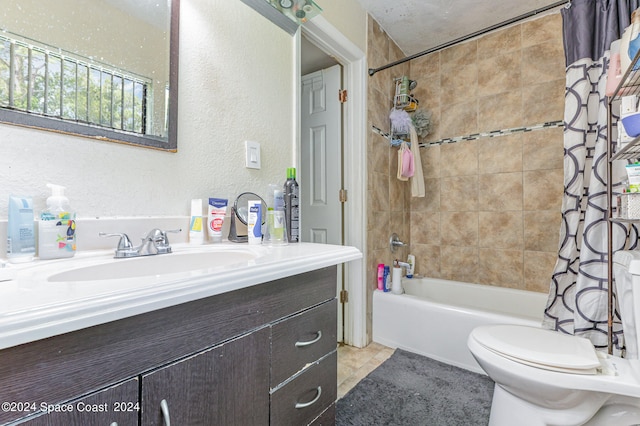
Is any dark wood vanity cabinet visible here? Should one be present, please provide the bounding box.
[141,328,271,425]
[0,266,338,426]
[14,379,139,426]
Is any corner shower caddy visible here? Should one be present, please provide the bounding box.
[607,49,640,354]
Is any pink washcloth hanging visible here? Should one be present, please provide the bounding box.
[401,142,414,178]
[397,143,409,181]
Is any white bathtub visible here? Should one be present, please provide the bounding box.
[372,277,548,374]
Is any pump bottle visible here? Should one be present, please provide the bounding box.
[38,183,76,259]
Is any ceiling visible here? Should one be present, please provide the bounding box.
[356,0,567,56]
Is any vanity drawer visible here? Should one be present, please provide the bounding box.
[270,351,337,426]
[271,299,337,386]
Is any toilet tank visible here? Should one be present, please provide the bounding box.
[613,250,640,359]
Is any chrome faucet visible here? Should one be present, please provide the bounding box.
[100,228,181,258]
[389,233,407,253]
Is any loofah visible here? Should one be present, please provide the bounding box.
[389,108,412,134]
[411,109,432,138]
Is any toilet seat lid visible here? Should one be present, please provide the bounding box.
[472,325,601,374]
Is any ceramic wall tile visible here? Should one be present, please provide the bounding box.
[478,172,523,211]
[524,250,557,292]
[478,133,523,174]
[478,50,522,98]
[524,210,561,252]
[478,211,523,249]
[522,41,566,85]
[523,169,564,211]
[441,63,478,106]
[523,79,564,124]
[479,248,524,289]
[411,210,440,245]
[441,245,478,283]
[441,176,479,211]
[441,40,478,70]
[441,211,479,246]
[522,13,562,48]
[440,140,478,177]
[440,100,479,139]
[523,126,564,171]
[478,89,524,133]
[478,25,522,57]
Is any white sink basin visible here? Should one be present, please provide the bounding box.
[47,250,257,282]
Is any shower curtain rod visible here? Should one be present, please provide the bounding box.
[368,0,570,76]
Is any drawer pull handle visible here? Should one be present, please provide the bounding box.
[110,423,118,426]
[160,399,171,426]
[295,386,322,409]
[295,330,322,347]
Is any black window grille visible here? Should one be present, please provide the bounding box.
[0,33,149,135]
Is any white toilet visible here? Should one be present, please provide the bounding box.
[467,250,640,426]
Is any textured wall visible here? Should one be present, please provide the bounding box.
[0,0,295,218]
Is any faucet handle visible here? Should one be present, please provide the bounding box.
[99,232,134,251]
[145,228,182,254]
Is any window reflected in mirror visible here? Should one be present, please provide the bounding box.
[0,0,179,151]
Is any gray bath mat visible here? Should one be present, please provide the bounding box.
[336,349,494,426]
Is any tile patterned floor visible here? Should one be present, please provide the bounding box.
[337,342,395,399]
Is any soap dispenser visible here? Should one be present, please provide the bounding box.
[38,183,76,259]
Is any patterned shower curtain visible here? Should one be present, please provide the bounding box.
[543,0,639,353]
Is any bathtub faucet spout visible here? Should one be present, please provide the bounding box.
[394,260,411,270]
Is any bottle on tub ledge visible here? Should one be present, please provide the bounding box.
[406,254,415,278]
[284,167,299,243]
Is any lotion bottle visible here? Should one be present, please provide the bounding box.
[38,184,76,259]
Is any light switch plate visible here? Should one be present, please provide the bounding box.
[245,141,261,169]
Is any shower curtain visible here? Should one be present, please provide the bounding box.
[543,0,640,353]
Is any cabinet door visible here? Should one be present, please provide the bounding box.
[141,328,270,426]
[18,378,139,426]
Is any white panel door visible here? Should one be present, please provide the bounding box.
[301,64,343,341]
[301,65,342,246]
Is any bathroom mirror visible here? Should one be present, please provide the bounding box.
[0,0,179,151]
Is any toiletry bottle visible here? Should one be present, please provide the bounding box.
[207,198,228,242]
[263,184,288,246]
[391,260,403,294]
[383,265,390,292]
[377,263,384,290]
[38,184,76,259]
[406,254,415,278]
[7,196,35,263]
[248,200,262,244]
[189,199,204,244]
[284,167,299,243]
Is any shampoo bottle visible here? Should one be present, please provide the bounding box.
[38,184,76,259]
[7,196,35,263]
[284,167,299,243]
[406,254,415,278]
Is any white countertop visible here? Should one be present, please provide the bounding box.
[0,242,362,351]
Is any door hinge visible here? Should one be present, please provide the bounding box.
[338,89,347,104]
[339,189,347,203]
[340,290,349,303]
